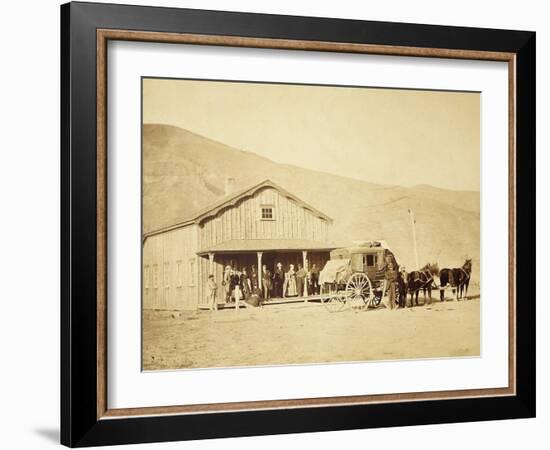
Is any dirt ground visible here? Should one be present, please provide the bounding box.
[142,290,480,370]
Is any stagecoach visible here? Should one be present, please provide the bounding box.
[319,240,399,312]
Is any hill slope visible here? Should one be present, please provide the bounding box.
[143,124,480,271]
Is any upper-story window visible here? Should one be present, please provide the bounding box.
[260,205,275,220]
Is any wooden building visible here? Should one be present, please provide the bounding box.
[143,179,335,310]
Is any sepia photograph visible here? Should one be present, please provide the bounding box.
[141,77,480,371]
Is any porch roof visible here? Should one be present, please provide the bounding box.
[197,239,337,255]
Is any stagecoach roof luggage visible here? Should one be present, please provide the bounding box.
[352,240,389,249]
[330,240,391,259]
[319,258,350,285]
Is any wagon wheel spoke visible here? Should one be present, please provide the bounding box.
[324,295,345,313]
[340,274,370,310]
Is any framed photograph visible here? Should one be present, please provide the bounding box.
[61,2,536,447]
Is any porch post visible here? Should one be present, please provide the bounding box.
[257,252,263,290]
[208,252,215,275]
[302,250,308,298]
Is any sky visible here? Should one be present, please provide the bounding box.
[143,78,480,191]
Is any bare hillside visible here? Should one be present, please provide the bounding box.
[143,124,480,271]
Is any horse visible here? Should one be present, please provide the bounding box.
[458,259,472,299]
[407,263,438,307]
[439,259,472,301]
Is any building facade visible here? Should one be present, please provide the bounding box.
[143,179,335,310]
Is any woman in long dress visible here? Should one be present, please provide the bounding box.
[286,264,297,297]
[229,268,240,303]
[240,267,251,299]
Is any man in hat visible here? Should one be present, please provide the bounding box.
[207,274,218,311]
[397,265,408,308]
[309,263,320,295]
[273,262,284,298]
[222,265,232,303]
[296,263,307,297]
[384,261,398,310]
[250,265,259,292]
[262,264,272,300]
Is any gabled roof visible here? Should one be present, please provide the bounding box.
[144,179,333,239]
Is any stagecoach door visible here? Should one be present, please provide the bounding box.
[363,252,382,281]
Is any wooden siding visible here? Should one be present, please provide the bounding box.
[143,186,332,310]
[143,224,199,310]
[199,187,329,249]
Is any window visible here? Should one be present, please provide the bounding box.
[189,258,196,286]
[261,206,274,220]
[363,254,376,267]
[176,260,183,288]
[153,264,158,288]
[163,262,170,288]
[144,265,150,289]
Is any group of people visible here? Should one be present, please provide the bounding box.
[260,262,321,300]
[206,261,322,310]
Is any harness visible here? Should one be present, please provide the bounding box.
[457,267,471,287]
[444,266,471,288]
[409,270,433,293]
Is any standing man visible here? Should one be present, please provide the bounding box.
[309,263,320,295]
[398,265,408,308]
[240,267,251,300]
[262,264,272,300]
[222,265,232,303]
[385,262,398,310]
[250,265,259,293]
[296,263,306,297]
[207,275,218,311]
[273,262,284,298]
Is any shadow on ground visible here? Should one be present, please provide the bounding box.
[34,428,59,444]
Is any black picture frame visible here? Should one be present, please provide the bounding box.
[61,1,535,447]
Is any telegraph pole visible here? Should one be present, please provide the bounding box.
[408,209,420,269]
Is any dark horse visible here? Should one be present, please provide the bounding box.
[439,259,473,301]
[407,263,438,307]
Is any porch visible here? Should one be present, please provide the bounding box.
[196,238,337,309]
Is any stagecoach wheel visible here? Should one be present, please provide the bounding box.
[366,292,381,309]
[345,273,372,309]
[321,283,333,295]
[323,294,345,313]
